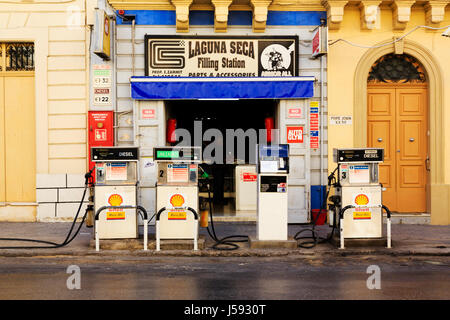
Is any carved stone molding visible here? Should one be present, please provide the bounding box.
[390,1,416,30]
[321,0,348,30]
[211,0,233,32]
[170,0,193,32]
[424,1,447,27]
[358,0,381,30]
[250,0,273,33]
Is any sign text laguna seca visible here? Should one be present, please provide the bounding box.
[145,35,299,78]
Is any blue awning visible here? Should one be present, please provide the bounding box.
[130,77,315,100]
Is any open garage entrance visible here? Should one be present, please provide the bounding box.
[165,99,278,220]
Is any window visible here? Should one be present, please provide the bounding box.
[0,42,34,72]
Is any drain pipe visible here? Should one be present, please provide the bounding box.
[113,15,118,146]
[320,51,327,205]
[131,18,135,76]
[319,19,326,208]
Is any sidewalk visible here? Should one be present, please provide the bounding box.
[0,222,449,257]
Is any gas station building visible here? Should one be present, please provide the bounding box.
[1,0,450,225]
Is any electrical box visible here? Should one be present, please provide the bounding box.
[88,111,114,177]
[235,165,257,211]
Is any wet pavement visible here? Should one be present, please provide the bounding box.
[0,255,449,300]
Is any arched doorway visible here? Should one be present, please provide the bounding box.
[366,54,428,212]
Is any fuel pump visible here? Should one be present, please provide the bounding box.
[331,148,392,249]
[91,147,148,251]
[154,146,201,251]
[256,144,289,241]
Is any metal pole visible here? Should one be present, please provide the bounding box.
[387,218,391,248]
[194,220,198,251]
[95,220,100,252]
[144,219,148,251]
[156,221,160,251]
[340,218,345,249]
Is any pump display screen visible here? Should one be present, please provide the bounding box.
[335,148,383,163]
[156,150,179,159]
[153,147,201,162]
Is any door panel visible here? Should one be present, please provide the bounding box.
[368,86,427,212]
[367,88,396,210]
[0,77,5,202]
[396,88,427,212]
[4,76,36,202]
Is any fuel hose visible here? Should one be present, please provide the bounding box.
[200,167,249,251]
[0,170,94,249]
[294,167,339,248]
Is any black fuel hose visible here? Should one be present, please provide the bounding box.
[294,167,338,248]
[204,179,249,251]
[0,170,94,249]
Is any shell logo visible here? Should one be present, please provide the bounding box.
[170,194,185,207]
[108,194,123,206]
[355,194,369,206]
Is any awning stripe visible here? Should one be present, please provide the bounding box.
[130,77,315,100]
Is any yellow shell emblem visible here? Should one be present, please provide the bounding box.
[108,194,123,206]
[355,194,369,206]
[170,194,185,207]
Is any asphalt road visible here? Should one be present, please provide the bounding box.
[0,255,448,301]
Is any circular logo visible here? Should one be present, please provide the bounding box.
[108,194,123,206]
[354,194,369,206]
[170,194,185,208]
[260,44,291,71]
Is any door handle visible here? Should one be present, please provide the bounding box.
[425,156,430,171]
[409,138,415,142]
[377,138,383,142]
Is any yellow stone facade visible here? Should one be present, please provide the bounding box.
[325,1,450,224]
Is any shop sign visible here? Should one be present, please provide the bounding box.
[287,126,304,144]
[311,26,327,58]
[141,108,156,119]
[287,107,303,119]
[242,172,257,182]
[309,101,320,149]
[145,35,299,78]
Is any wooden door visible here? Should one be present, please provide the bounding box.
[0,42,36,204]
[368,86,428,212]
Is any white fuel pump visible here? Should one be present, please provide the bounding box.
[256,144,290,241]
[154,146,202,251]
[91,147,148,251]
[331,148,392,249]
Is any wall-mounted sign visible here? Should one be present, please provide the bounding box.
[309,101,320,149]
[93,10,111,60]
[92,64,112,107]
[93,88,111,106]
[287,126,304,144]
[93,65,112,87]
[287,107,303,119]
[329,115,352,125]
[145,35,299,78]
[311,26,327,59]
[141,108,156,119]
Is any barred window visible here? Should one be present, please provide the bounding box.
[0,42,35,72]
